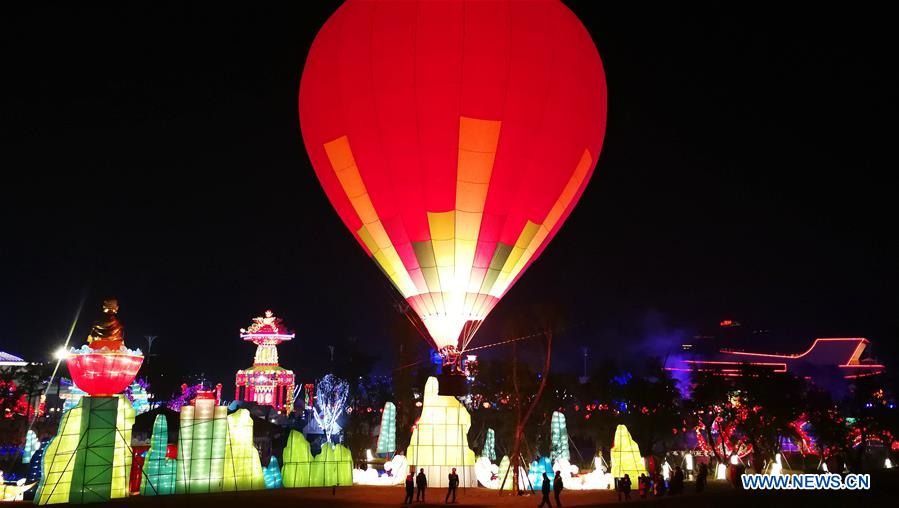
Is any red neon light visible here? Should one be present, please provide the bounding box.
[724,338,868,360]
[683,360,788,373]
[844,371,884,379]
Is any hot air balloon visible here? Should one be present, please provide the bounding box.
[300,0,607,380]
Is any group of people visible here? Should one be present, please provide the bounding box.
[403,468,460,505]
[619,463,709,501]
[536,471,565,507]
[403,468,567,506]
[401,462,711,505]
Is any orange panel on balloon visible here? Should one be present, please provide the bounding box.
[301,0,607,360]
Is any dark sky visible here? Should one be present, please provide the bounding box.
[2,2,896,392]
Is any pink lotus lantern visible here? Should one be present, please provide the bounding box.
[67,352,143,396]
[66,299,144,396]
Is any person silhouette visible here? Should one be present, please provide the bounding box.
[416,468,428,502]
[538,472,553,507]
[621,474,632,500]
[404,472,414,504]
[446,467,459,503]
[553,470,564,507]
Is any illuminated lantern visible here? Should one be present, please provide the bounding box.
[264,457,283,489]
[67,350,143,396]
[300,0,607,367]
[495,456,528,491]
[406,377,476,487]
[1,477,36,502]
[310,444,354,487]
[281,430,314,488]
[27,441,47,484]
[550,411,570,462]
[222,409,266,491]
[234,311,296,413]
[715,463,727,480]
[35,396,135,504]
[610,425,647,480]
[23,429,40,464]
[140,415,176,496]
[482,428,496,462]
[528,457,555,490]
[175,392,229,494]
[376,402,397,455]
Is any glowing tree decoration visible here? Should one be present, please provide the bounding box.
[235,311,296,412]
[406,377,477,488]
[313,374,349,445]
[140,415,176,496]
[550,411,570,462]
[376,402,397,455]
[483,428,496,462]
[264,457,283,489]
[300,0,608,367]
[23,429,40,463]
[610,425,647,480]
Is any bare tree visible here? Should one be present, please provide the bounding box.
[509,326,553,495]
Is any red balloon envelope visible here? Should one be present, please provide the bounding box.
[301,0,607,364]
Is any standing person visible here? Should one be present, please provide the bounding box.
[696,463,708,493]
[404,472,415,505]
[416,468,427,503]
[672,466,684,494]
[537,472,553,507]
[637,473,648,498]
[656,472,667,496]
[553,470,564,507]
[621,474,632,500]
[445,467,459,504]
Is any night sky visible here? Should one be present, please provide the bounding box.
[2,2,896,394]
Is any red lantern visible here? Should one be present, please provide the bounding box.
[67,352,143,396]
[300,0,606,365]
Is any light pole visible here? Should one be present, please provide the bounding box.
[144,335,157,365]
[579,347,589,384]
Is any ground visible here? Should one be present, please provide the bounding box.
[11,472,899,507]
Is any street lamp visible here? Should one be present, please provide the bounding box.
[53,347,69,361]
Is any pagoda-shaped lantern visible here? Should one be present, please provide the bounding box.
[235,310,295,413]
